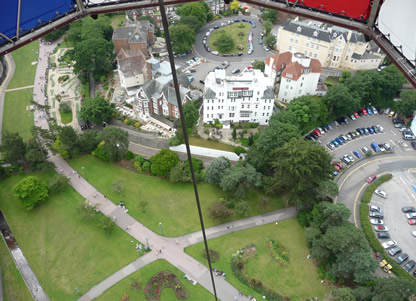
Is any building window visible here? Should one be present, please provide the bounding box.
[207,114,209,118]
[207,100,209,104]
[314,53,317,58]
[240,113,249,118]
[311,44,314,49]
[300,83,303,87]
[304,50,307,55]
[316,45,319,50]
[267,113,269,116]
[290,38,293,42]
[295,40,298,44]
[254,112,257,116]
[309,52,312,57]
[247,105,250,109]
[242,104,244,109]
[207,106,209,110]
[229,113,235,117]
[289,46,292,51]
[299,90,302,94]
[306,43,309,47]
[255,104,258,108]
[262,113,265,116]
[211,114,213,117]
[333,56,336,61]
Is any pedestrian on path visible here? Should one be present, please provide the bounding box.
[175,239,179,245]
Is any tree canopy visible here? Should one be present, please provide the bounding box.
[287,96,328,134]
[176,2,207,24]
[220,162,262,198]
[150,149,180,177]
[261,8,278,23]
[177,15,204,33]
[253,60,265,72]
[324,84,360,118]
[170,25,196,54]
[0,131,26,164]
[397,90,416,116]
[80,96,114,125]
[206,156,231,186]
[345,70,380,106]
[266,138,333,207]
[265,35,276,48]
[378,64,406,99]
[13,176,49,210]
[216,33,235,53]
[96,127,129,162]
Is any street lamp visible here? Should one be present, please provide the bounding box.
[159,222,164,235]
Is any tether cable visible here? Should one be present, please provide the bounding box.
[157,1,218,300]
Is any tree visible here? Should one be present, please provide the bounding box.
[247,111,300,172]
[378,64,406,99]
[72,37,115,79]
[262,8,278,23]
[176,2,207,24]
[267,138,333,207]
[81,15,113,41]
[247,133,254,146]
[397,90,416,116]
[205,156,231,185]
[265,34,276,48]
[169,25,196,54]
[232,127,237,140]
[0,131,26,164]
[324,84,360,118]
[59,101,71,113]
[327,288,356,301]
[77,202,97,219]
[230,0,240,11]
[25,137,48,170]
[178,100,200,132]
[263,20,273,35]
[101,216,115,234]
[216,33,235,53]
[169,161,191,182]
[150,149,180,177]
[96,127,129,162]
[13,176,49,210]
[220,162,262,198]
[177,15,203,33]
[80,96,113,125]
[112,178,125,195]
[66,21,83,43]
[208,201,235,221]
[339,70,352,83]
[317,180,339,200]
[253,60,265,72]
[345,70,380,106]
[78,130,100,154]
[353,277,416,301]
[58,126,79,157]
[287,95,328,133]
[48,174,69,194]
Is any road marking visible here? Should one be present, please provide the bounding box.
[391,130,397,136]
[400,176,406,184]
[335,155,416,204]
[412,193,416,200]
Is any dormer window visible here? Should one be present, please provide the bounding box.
[333,32,338,38]
[286,73,293,78]
[297,26,302,32]
[313,30,318,37]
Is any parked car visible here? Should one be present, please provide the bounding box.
[232,68,240,74]
[370,211,384,219]
[384,143,392,151]
[371,106,378,114]
[211,51,219,55]
[347,154,355,163]
[374,225,389,231]
[313,129,322,137]
[381,240,397,249]
[402,207,416,213]
[371,142,381,153]
[368,127,375,134]
[362,146,371,154]
[263,45,270,51]
[327,142,335,150]
[366,174,377,183]
[353,150,362,158]
[350,114,356,121]
[377,125,384,133]
[411,142,416,150]
[331,140,339,147]
[406,213,416,219]
[374,190,387,198]
[367,107,373,115]
[404,260,416,272]
[378,144,386,152]
[199,80,205,85]
[377,232,390,239]
[259,36,263,44]
[408,219,416,225]
[395,253,409,264]
[362,107,368,116]
[354,112,359,119]
[369,205,382,212]
[388,246,402,256]
[370,219,384,225]
[335,137,344,145]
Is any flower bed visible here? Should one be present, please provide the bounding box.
[201,248,220,263]
[266,238,289,266]
[144,271,189,301]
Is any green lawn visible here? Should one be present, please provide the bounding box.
[8,41,39,89]
[189,136,235,152]
[2,89,34,140]
[60,110,73,124]
[0,172,145,300]
[209,23,250,54]
[110,14,127,29]
[53,40,74,54]
[70,155,284,237]
[185,219,329,300]
[0,237,33,301]
[97,259,213,300]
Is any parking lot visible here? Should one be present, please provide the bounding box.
[315,112,415,162]
[370,170,416,274]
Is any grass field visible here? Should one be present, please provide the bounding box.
[97,259,213,300]
[110,14,126,29]
[0,237,33,301]
[70,155,284,237]
[8,41,39,89]
[185,219,329,300]
[60,109,73,124]
[0,172,145,300]
[2,88,34,140]
[189,136,235,152]
[209,23,250,54]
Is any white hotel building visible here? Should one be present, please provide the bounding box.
[203,69,275,126]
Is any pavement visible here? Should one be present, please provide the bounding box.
[0,53,15,144]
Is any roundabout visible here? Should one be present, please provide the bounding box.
[194,15,272,63]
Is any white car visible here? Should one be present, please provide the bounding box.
[412,231,416,237]
[263,45,270,51]
[370,218,384,225]
[211,51,219,56]
[406,213,416,219]
[372,106,378,114]
[369,205,382,212]
[350,114,356,121]
[382,240,397,249]
[374,190,387,199]
[377,125,384,133]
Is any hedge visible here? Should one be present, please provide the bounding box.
[359,173,416,281]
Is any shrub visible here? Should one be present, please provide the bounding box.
[208,201,235,221]
[125,151,134,160]
[48,174,69,193]
[101,216,115,234]
[235,200,249,216]
[297,209,313,227]
[144,271,189,300]
[169,135,182,146]
[234,146,245,155]
[92,141,109,162]
[77,202,97,219]
[13,176,49,210]
[257,196,270,211]
[201,248,220,263]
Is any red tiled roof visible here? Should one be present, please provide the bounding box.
[265,52,292,71]
[281,57,322,81]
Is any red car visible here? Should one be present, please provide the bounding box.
[313,129,322,137]
[354,112,359,119]
[366,174,377,183]
[332,162,343,171]
[362,107,368,116]
[408,219,416,225]
[247,65,253,69]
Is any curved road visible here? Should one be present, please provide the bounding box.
[335,154,416,227]
[194,15,273,63]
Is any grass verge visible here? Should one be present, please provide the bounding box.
[2,89,34,141]
[209,23,250,54]
[70,155,284,236]
[97,259,213,300]
[359,173,416,281]
[0,171,145,300]
[189,136,235,152]
[8,41,39,89]
[60,110,73,124]
[185,218,329,300]
[0,237,33,301]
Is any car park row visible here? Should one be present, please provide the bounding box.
[370,190,416,275]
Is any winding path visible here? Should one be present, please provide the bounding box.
[0,53,16,144]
